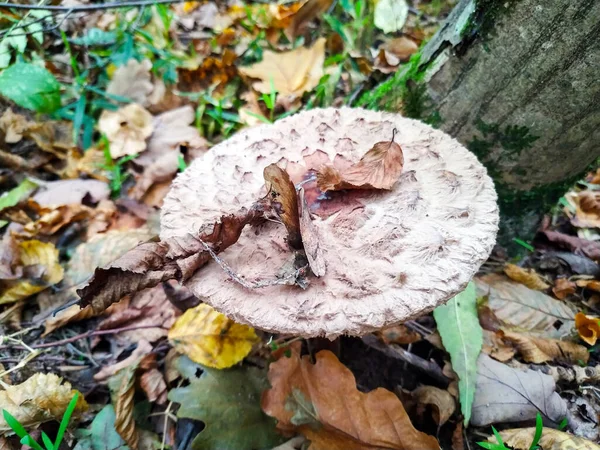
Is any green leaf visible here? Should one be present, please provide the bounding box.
[168,357,284,450]
[0,63,61,113]
[529,413,543,450]
[41,431,54,450]
[0,178,38,227]
[374,0,408,33]
[71,28,117,46]
[72,405,126,450]
[55,393,79,449]
[433,282,482,426]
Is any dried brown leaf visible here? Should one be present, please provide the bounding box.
[140,368,167,404]
[375,324,422,345]
[317,130,404,192]
[25,121,74,157]
[553,277,577,300]
[162,280,201,311]
[264,164,302,249]
[413,385,456,427]
[95,340,153,382]
[285,0,333,40]
[383,36,419,62]
[576,279,600,292]
[481,329,515,362]
[0,108,32,143]
[499,330,589,364]
[537,230,600,260]
[98,104,153,158]
[0,374,88,434]
[108,364,139,449]
[494,427,600,450]
[503,264,550,290]
[262,349,439,450]
[106,59,154,106]
[575,312,600,345]
[298,188,326,276]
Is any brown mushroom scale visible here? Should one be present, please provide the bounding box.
[161,108,498,338]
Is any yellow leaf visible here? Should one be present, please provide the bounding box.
[503,264,550,290]
[168,304,258,369]
[0,240,64,305]
[575,312,600,345]
[239,38,326,97]
[495,427,600,450]
[0,373,88,434]
[499,329,589,364]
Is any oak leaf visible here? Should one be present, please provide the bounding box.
[503,263,550,290]
[98,103,153,158]
[317,131,404,192]
[0,240,63,305]
[0,374,88,434]
[262,349,439,450]
[239,38,325,97]
[168,303,258,369]
[575,312,600,345]
[492,427,600,450]
[499,330,589,364]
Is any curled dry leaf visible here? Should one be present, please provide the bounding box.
[140,368,167,404]
[576,279,600,292]
[0,240,63,305]
[98,103,153,158]
[168,303,258,369]
[239,38,325,98]
[499,330,589,364]
[375,324,422,345]
[553,277,577,300]
[317,129,404,192]
[262,349,439,450]
[481,329,515,362]
[575,312,600,346]
[106,58,154,106]
[475,274,577,339]
[471,354,567,426]
[493,427,600,450]
[412,385,456,427]
[566,191,600,228]
[298,188,326,277]
[0,108,32,143]
[25,120,74,157]
[285,0,334,40]
[108,364,139,449]
[0,373,88,434]
[503,263,550,290]
[263,164,301,249]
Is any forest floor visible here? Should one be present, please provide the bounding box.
[1,0,600,449]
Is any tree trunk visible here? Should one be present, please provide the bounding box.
[359,0,600,250]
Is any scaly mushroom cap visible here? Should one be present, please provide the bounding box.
[161,108,498,338]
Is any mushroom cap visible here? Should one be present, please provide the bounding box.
[161,108,498,338]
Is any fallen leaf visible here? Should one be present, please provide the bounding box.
[317,129,404,192]
[298,188,326,277]
[16,201,93,237]
[567,191,600,228]
[94,340,153,382]
[413,385,455,427]
[262,349,439,450]
[553,277,577,300]
[32,179,110,207]
[503,263,550,290]
[375,324,422,345]
[499,330,589,364]
[162,280,201,311]
[140,368,167,404]
[96,284,180,345]
[169,356,284,450]
[0,373,88,434]
[75,146,111,181]
[71,405,126,450]
[493,427,600,450]
[433,282,481,426]
[264,164,302,250]
[536,230,600,260]
[0,108,32,143]
[285,0,333,40]
[382,36,419,62]
[106,58,154,106]
[577,279,600,292]
[108,364,139,449]
[451,423,464,450]
[0,240,64,305]
[177,49,237,93]
[475,274,577,338]
[471,354,567,426]
[0,178,38,227]
[481,329,515,362]
[239,38,325,98]
[98,103,153,158]
[575,312,600,345]
[374,0,408,33]
[25,120,74,157]
[0,235,20,280]
[168,303,258,369]
[37,228,156,334]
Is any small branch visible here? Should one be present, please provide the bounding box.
[0,324,163,351]
[0,0,185,11]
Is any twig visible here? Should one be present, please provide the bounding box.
[362,334,450,388]
[0,0,186,11]
[0,324,163,351]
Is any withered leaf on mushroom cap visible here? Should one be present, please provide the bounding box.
[263,163,302,249]
[317,129,404,192]
[298,188,326,277]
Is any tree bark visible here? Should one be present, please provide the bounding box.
[360,0,600,250]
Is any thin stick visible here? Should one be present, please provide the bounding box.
[0,0,185,11]
[0,324,163,350]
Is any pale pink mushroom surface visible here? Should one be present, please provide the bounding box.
[161,108,499,338]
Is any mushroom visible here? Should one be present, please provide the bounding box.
[161,107,498,338]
